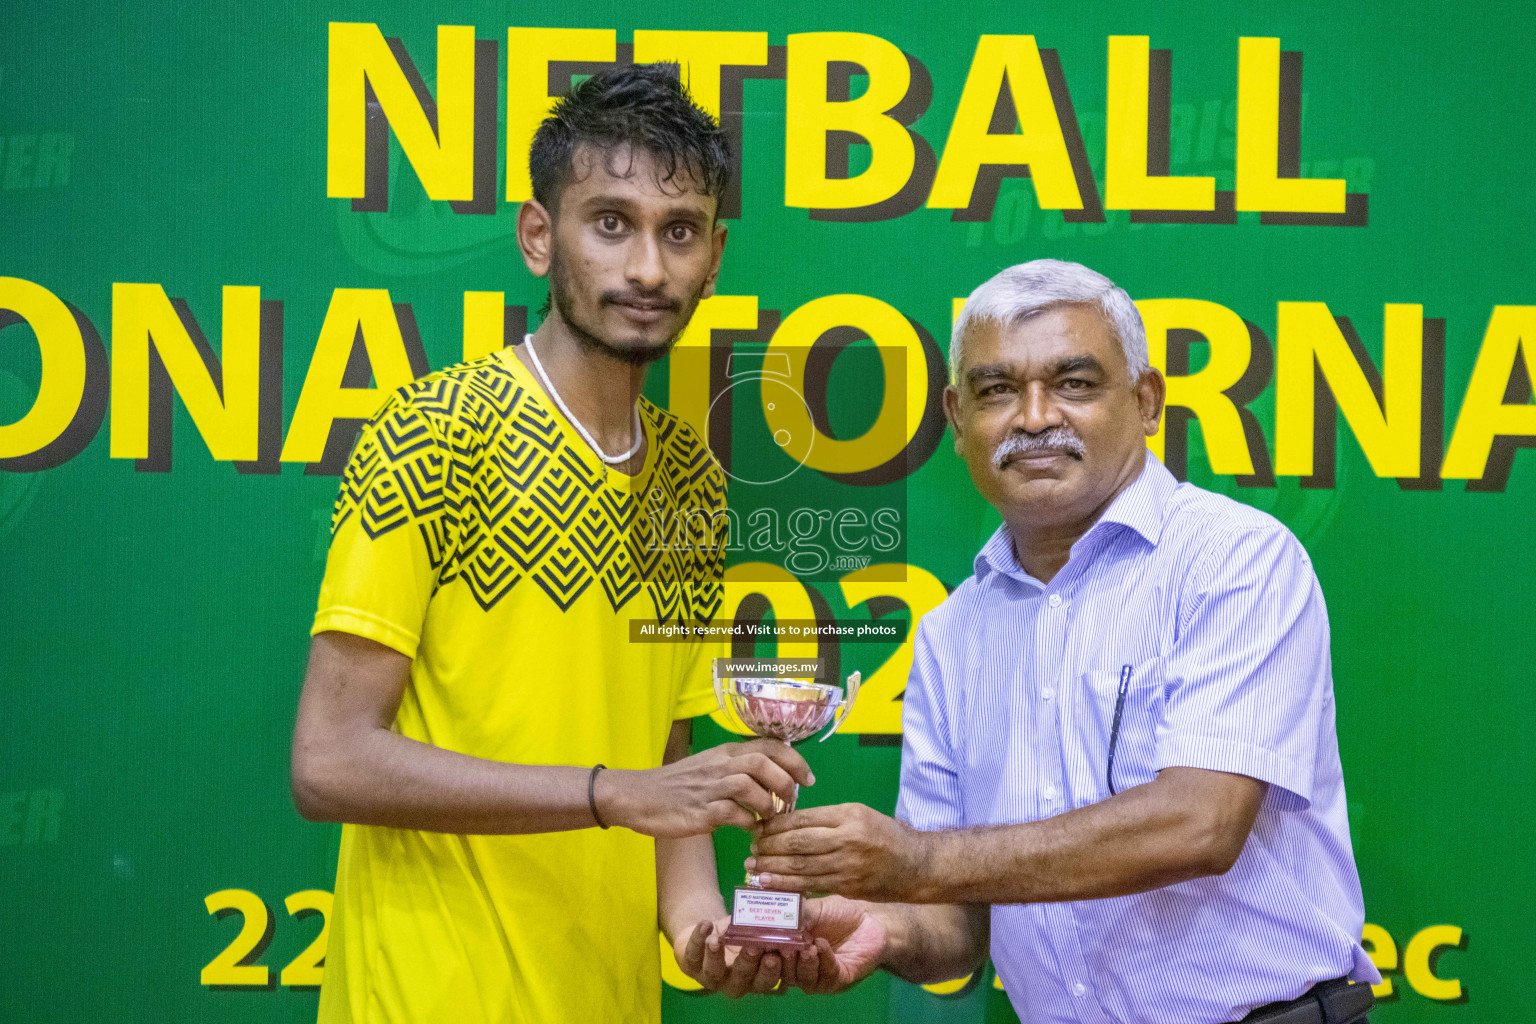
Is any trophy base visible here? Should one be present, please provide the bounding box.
[718,922,814,952]
[720,886,813,952]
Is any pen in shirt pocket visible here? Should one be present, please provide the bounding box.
[1106,664,1132,796]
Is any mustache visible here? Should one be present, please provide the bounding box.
[991,428,1087,469]
[600,290,680,312]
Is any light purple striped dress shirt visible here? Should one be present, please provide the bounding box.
[897,452,1379,1024]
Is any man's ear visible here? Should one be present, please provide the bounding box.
[942,384,964,454]
[517,200,554,278]
[1135,368,1166,437]
[701,222,728,300]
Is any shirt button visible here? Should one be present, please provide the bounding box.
[1073,981,1087,997]
[1044,784,1058,800]
[1047,594,1063,607]
[1042,686,1055,700]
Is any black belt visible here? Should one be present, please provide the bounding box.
[1239,977,1374,1024]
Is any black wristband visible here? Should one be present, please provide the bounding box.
[588,764,609,829]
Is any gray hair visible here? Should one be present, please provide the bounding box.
[951,259,1149,383]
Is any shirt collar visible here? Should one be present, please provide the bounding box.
[974,523,1025,583]
[1088,450,1176,547]
[972,451,1178,584]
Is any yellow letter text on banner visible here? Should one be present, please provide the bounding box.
[669,294,759,451]
[1360,923,1397,999]
[1235,37,1346,214]
[764,294,925,475]
[109,284,262,462]
[1403,925,1464,1001]
[280,289,421,464]
[1139,298,1257,475]
[1442,305,1536,479]
[835,564,948,736]
[784,32,916,211]
[462,291,506,362]
[0,277,86,461]
[1105,36,1215,211]
[327,23,476,201]
[1275,303,1423,478]
[505,29,616,203]
[928,36,1082,212]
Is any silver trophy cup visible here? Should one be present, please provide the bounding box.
[712,666,861,950]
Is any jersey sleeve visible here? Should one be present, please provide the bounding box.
[1154,526,1333,807]
[311,395,455,659]
[672,640,721,720]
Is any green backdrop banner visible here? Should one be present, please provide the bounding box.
[3,2,1532,1020]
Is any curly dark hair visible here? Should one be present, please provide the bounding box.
[528,63,731,215]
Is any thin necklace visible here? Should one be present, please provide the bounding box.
[523,333,644,466]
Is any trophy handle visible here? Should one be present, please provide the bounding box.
[713,664,752,735]
[820,670,861,741]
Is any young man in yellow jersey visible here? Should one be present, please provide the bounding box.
[290,64,810,1022]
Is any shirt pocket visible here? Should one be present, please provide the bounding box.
[1069,656,1166,800]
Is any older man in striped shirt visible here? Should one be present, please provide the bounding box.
[749,260,1380,1023]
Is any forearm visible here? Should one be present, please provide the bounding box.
[657,833,727,942]
[912,770,1261,904]
[293,726,602,834]
[655,718,727,940]
[871,902,989,985]
[294,632,812,839]
[292,632,600,834]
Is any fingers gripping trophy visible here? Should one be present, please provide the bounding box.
[713,660,861,951]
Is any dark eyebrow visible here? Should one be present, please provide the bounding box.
[1048,355,1106,377]
[580,193,709,222]
[665,206,708,228]
[964,363,1013,386]
[580,193,641,214]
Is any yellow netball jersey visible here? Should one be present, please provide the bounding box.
[310,348,725,1024]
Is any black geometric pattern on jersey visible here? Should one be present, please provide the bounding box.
[331,354,726,621]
